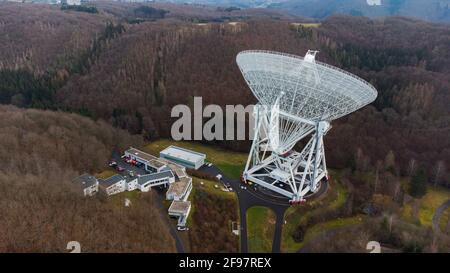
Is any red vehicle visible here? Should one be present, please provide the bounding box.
[289,199,307,206]
[116,166,125,172]
[125,158,137,165]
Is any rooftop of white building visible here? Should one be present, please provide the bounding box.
[73,173,97,188]
[160,145,206,163]
[125,147,157,163]
[167,177,192,197]
[137,170,174,185]
[168,200,191,215]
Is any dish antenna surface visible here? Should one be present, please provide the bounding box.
[237,50,377,202]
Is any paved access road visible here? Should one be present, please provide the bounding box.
[197,164,329,253]
[154,190,186,253]
[110,151,185,253]
[111,151,328,253]
[432,199,450,236]
[198,165,290,253]
[111,151,147,176]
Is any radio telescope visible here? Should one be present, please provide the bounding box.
[236,50,378,203]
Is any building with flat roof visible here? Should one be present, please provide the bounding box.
[160,145,206,170]
[168,200,191,227]
[63,0,81,5]
[137,170,175,192]
[74,146,196,228]
[99,174,126,196]
[166,177,192,201]
[124,147,167,173]
[126,176,138,191]
[73,173,98,196]
[148,159,167,172]
[158,157,187,178]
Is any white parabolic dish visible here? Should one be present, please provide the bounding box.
[236,50,378,122]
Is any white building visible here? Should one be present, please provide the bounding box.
[160,145,206,170]
[158,157,188,178]
[166,177,192,201]
[73,173,98,196]
[137,170,175,192]
[124,147,168,173]
[99,174,127,196]
[126,176,138,191]
[64,0,81,5]
[148,159,168,173]
[366,0,382,6]
[168,200,191,227]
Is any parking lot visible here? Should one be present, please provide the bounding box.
[110,151,149,177]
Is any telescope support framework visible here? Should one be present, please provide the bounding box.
[243,104,330,202]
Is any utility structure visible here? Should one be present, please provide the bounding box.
[236,50,378,203]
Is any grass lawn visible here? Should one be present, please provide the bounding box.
[191,177,236,199]
[401,186,450,227]
[329,182,348,210]
[281,179,348,252]
[297,216,364,249]
[94,169,116,179]
[144,139,247,179]
[216,163,244,180]
[107,188,144,208]
[247,206,276,253]
[121,190,140,200]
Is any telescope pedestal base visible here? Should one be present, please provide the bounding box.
[243,109,329,203]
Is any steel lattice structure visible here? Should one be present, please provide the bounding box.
[236,50,378,203]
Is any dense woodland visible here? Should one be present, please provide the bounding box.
[189,189,239,252]
[3,4,444,186]
[0,2,449,252]
[0,105,176,252]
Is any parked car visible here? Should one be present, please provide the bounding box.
[177,226,189,231]
[109,161,117,167]
[128,170,135,177]
[116,166,125,172]
[216,174,222,180]
[207,163,213,167]
[135,162,143,167]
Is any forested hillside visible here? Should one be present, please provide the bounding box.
[0,3,449,187]
[0,105,177,252]
[0,4,109,72]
